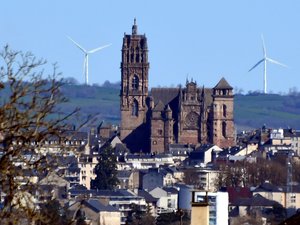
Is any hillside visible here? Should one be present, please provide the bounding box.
[234,93,300,130]
[60,84,300,130]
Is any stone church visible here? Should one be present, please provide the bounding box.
[120,20,235,153]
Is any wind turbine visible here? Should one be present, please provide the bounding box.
[67,36,111,85]
[248,34,287,94]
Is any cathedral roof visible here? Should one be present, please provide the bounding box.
[214,77,233,90]
[151,88,180,106]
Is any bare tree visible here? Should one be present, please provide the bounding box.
[0,45,80,224]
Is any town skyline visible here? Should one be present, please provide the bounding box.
[0,1,299,94]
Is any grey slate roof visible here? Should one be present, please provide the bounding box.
[214,77,233,90]
[254,182,284,193]
[117,170,132,179]
[231,194,278,207]
[84,199,119,212]
[151,88,180,105]
[137,189,158,203]
[284,129,300,138]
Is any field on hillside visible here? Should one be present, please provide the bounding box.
[58,85,300,130]
[234,94,300,130]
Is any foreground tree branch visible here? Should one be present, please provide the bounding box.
[0,45,80,224]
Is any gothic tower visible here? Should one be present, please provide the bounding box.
[120,19,150,151]
[211,77,235,148]
[179,80,201,145]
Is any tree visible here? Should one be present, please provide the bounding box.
[183,168,204,189]
[37,199,72,225]
[0,45,79,224]
[214,158,288,190]
[91,144,119,190]
[63,76,79,85]
[127,203,156,225]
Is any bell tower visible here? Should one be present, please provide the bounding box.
[120,19,150,145]
[211,77,235,148]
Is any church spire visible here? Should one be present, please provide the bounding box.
[132,18,138,35]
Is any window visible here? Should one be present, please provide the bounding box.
[132,99,138,116]
[158,129,163,135]
[291,194,296,203]
[223,104,227,118]
[132,75,139,90]
[222,121,227,137]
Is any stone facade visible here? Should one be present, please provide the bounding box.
[120,20,235,153]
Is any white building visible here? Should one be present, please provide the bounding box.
[149,187,178,215]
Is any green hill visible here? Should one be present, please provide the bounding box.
[60,84,300,130]
[234,93,300,130]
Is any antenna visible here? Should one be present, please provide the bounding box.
[67,36,111,85]
[248,34,287,94]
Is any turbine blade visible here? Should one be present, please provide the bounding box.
[67,36,87,53]
[88,44,111,54]
[261,34,266,57]
[248,58,265,72]
[266,57,288,68]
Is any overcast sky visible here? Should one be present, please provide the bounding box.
[1,1,299,94]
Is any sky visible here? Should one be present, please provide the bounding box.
[0,1,299,94]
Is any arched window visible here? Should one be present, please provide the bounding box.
[132,99,138,116]
[222,121,227,137]
[132,75,139,90]
[223,104,227,118]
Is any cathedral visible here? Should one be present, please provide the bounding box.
[120,20,235,153]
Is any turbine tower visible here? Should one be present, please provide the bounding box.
[67,36,111,85]
[248,35,287,94]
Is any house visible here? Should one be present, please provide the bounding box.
[117,169,141,190]
[253,182,300,215]
[149,187,178,214]
[229,193,283,225]
[188,144,222,166]
[68,189,147,225]
[168,143,194,162]
[136,189,158,216]
[78,153,98,190]
[183,166,220,191]
[38,171,70,202]
[69,199,120,225]
[142,168,175,191]
[284,129,300,156]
